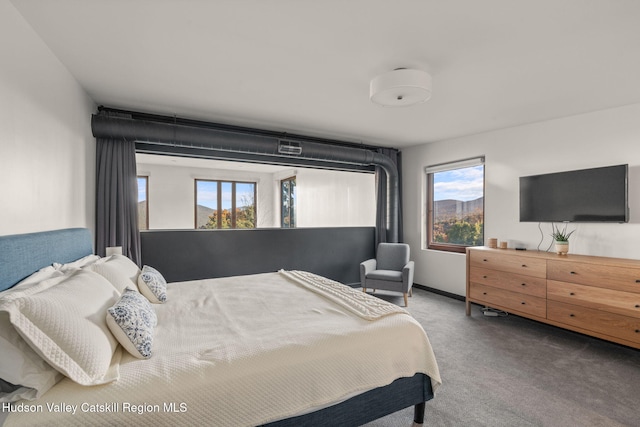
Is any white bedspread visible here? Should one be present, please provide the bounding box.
[5,271,441,426]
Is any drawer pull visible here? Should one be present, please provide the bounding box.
[483,259,488,262]
[483,275,487,279]
[636,280,640,283]
[521,301,526,305]
[521,264,527,268]
[635,304,640,308]
[569,314,575,317]
[569,292,575,296]
[570,271,577,275]
[636,330,640,333]
[483,292,487,295]
[521,283,526,286]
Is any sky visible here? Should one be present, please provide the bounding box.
[433,165,484,201]
[138,177,255,209]
[196,181,255,209]
[138,177,146,202]
[138,168,479,206]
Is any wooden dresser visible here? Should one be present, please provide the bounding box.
[466,247,640,349]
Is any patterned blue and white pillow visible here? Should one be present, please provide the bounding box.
[106,288,157,359]
[137,265,167,304]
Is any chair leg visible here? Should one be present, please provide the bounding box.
[409,288,413,297]
[403,293,408,307]
[362,287,367,293]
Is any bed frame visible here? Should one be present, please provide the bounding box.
[0,228,92,291]
[0,228,434,426]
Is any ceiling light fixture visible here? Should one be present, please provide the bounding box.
[370,68,432,107]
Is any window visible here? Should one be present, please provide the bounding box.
[137,176,149,230]
[195,180,256,229]
[136,153,375,229]
[426,157,484,253]
[281,176,296,228]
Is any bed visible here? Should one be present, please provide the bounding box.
[0,228,441,426]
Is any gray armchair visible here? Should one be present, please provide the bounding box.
[360,243,415,307]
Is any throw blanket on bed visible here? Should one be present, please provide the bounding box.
[279,269,407,320]
[5,272,441,427]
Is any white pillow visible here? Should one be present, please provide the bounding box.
[0,312,64,402]
[0,273,70,402]
[0,378,29,402]
[1,269,122,386]
[137,265,167,304]
[88,262,140,294]
[53,254,101,271]
[13,266,63,288]
[106,289,157,359]
[99,254,141,285]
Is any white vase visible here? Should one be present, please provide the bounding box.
[555,241,569,255]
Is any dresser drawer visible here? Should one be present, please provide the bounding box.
[469,283,546,318]
[469,267,546,298]
[469,251,546,278]
[548,280,640,319]
[548,260,640,294]
[548,300,640,345]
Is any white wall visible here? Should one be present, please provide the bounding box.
[137,162,277,229]
[403,103,640,296]
[137,161,376,229]
[0,1,96,236]
[295,168,375,227]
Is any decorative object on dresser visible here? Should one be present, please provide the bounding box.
[466,247,640,349]
[550,223,575,255]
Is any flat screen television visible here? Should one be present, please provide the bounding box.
[519,164,629,223]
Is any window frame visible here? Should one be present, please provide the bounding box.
[425,157,485,253]
[137,175,149,231]
[280,176,296,228]
[194,179,257,229]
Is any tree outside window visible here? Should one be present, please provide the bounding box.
[426,158,484,253]
[195,180,256,229]
[137,176,149,230]
[281,176,296,228]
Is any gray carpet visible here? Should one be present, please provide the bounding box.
[362,288,640,427]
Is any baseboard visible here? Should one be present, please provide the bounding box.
[347,282,465,301]
[413,283,465,301]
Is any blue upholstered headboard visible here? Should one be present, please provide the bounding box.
[0,228,93,291]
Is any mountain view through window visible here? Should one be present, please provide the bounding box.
[428,163,484,252]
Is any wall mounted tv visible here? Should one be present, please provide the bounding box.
[519,164,629,223]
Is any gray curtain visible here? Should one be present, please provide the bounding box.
[375,148,403,246]
[95,137,141,265]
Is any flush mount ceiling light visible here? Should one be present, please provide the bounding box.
[370,68,432,107]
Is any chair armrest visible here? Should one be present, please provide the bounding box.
[402,261,415,292]
[360,259,377,286]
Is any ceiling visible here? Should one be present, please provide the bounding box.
[11,0,640,148]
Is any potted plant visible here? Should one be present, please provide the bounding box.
[551,223,575,255]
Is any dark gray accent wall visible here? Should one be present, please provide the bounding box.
[140,227,375,285]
